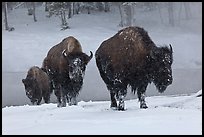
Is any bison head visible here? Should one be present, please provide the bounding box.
[62,50,93,82]
[150,44,173,93]
[22,78,38,101]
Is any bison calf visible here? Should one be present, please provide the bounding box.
[95,26,173,110]
[22,66,52,105]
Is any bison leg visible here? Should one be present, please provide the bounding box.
[31,100,35,105]
[60,88,67,107]
[107,84,117,109]
[55,84,67,107]
[50,80,55,92]
[54,86,63,107]
[67,97,72,106]
[61,95,66,107]
[117,90,127,111]
[71,96,77,105]
[110,92,117,108]
[66,96,77,106]
[36,97,42,105]
[137,85,148,109]
[66,94,77,106]
[43,92,50,103]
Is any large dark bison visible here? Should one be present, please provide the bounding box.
[42,36,93,107]
[95,26,173,110]
[22,66,52,105]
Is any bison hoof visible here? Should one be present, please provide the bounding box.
[117,105,125,111]
[72,102,77,105]
[57,103,66,107]
[62,102,66,107]
[57,103,61,107]
[117,107,125,111]
[140,103,148,109]
[110,103,117,108]
[68,102,78,106]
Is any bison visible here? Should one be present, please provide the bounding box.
[22,66,52,105]
[95,26,173,110]
[42,36,93,107]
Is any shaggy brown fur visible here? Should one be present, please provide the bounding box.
[42,36,93,107]
[95,26,173,110]
[97,27,155,74]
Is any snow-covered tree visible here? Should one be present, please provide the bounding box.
[3,2,9,30]
[3,2,14,31]
[118,2,136,27]
[167,2,174,27]
[48,2,70,30]
[32,2,37,22]
[104,2,110,12]
[83,2,95,14]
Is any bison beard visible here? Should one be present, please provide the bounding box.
[95,26,173,111]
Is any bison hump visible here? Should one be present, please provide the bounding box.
[63,36,82,53]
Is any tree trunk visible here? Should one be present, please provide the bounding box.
[124,4,133,26]
[63,11,67,25]
[67,2,72,19]
[168,2,174,27]
[45,2,48,12]
[75,2,80,14]
[4,2,9,30]
[104,2,110,12]
[158,3,164,24]
[72,2,75,15]
[118,4,124,27]
[60,11,64,26]
[96,2,104,11]
[184,2,192,19]
[87,7,90,14]
[32,2,37,22]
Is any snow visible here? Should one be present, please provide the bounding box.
[2,3,202,135]
[2,90,202,135]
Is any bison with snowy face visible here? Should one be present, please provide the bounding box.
[22,66,52,105]
[95,26,173,110]
[42,36,93,107]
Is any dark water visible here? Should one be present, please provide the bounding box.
[2,68,202,108]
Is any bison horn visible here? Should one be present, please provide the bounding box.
[22,79,26,83]
[89,51,93,60]
[169,44,173,53]
[62,49,67,57]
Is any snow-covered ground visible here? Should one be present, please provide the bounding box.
[2,3,202,135]
[2,90,202,135]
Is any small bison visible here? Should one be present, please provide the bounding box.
[95,26,173,110]
[42,36,93,107]
[22,66,52,105]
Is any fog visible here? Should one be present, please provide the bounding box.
[2,2,202,107]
